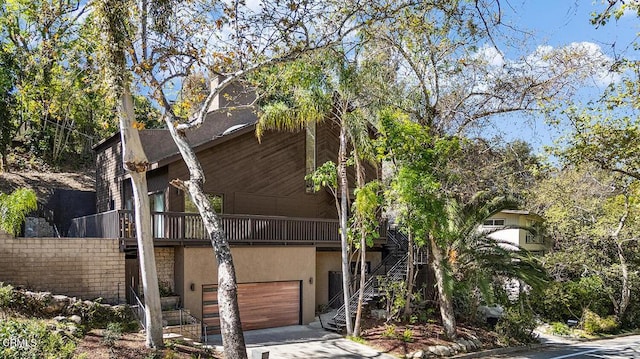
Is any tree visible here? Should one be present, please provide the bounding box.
[256,50,379,336]
[95,0,163,348]
[0,188,37,236]
[554,61,640,182]
[531,166,639,323]
[0,50,17,172]
[361,0,610,338]
[446,192,548,316]
[0,0,116,166]
[377,110,461,338]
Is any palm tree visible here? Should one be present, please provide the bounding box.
[256,50,377,336]
[445,193,548,315]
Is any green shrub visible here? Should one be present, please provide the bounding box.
[582,309,618,335]
[0,318,76,358]
[530,276,612,323]
[0,283,13,308]
[495,307,538,345]
[381,324,396,338]
[550,321,570,336]
[0,188,37,236]
[401,328,414,342]
[102,322,123,347]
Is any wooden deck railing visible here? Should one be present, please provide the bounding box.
[68,210,387,244]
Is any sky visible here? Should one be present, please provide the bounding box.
[479,1,639,155]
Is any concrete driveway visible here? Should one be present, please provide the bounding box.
[206,324,398,359]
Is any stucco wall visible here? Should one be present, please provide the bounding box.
[485,212,549,252]
[176,246,316,324]
[315,251,382,307]
[0,231,125,303]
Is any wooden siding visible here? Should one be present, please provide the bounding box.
[166,126,337,219]
[95,119,379,220]
[95,138,124,213]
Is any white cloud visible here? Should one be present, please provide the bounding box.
[472,44,505,67]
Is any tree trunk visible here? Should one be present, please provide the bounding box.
[118,83,163,348]
[616,241,630,321]
[404,229,415,318]
[352,152,367,337]
[165,116,247,359]
[429,233,456,340]
[338,123,353,335]
[612,200,630,322]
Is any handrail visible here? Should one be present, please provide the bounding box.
[324,228,407,309]
[68,210,388,243]
[129,286,146,330]
[331,253,409,325]
[325,247,405,309]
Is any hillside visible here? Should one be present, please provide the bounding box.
[0,170,95,199]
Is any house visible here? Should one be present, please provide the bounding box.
[68,85,392,334]
[480,209,550,255]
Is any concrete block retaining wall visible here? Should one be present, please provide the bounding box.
[0,231,125,303]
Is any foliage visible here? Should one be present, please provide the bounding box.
[351,181,383,249]
[530,166,639,323]
[0,283,14,308]
[530,275,612,323]
[495,307,538,345]
[582,309,618,335]
[401,328,414,342]
[377,109,458,242]
[0,0,118,166]
[0,188,37,236]
[305,161,338,194]
[550,322,571,336]
[158,281,174,297]
[0,318,76,358]
[102,322,124,347]
[377,277,407,322]
[381,324,397,338]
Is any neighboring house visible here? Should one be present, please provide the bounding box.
[480,209,550,255]
[68,85,388,333]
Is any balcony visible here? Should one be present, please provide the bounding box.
[68,210,387,249]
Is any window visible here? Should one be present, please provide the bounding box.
[305,121,316,193]
[149,192,165,238]
[184,193,223,214]
[483,218,505,226]
[525,232,544,244]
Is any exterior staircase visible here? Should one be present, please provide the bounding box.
[129,287,202,341]
[323,228,410,332]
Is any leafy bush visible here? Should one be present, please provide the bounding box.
[550,321,571,336]
[0,282,13,308]
[0,318,76,358]
[377,277,407,322]
[381,324,396,338]
[582,309,618,335]
[401,328,414,342]
[0,188,37,236]
[530,276,612,322]
[495,307,538,345]
[102,322,123,347]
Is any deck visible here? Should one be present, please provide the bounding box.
[68,210,387,249]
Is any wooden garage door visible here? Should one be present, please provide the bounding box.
[203,280,301,333]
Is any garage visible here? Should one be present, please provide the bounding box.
[203,280,301,333]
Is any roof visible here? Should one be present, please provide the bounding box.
[94,108,258,165]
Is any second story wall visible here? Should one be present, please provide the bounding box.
[166,126,338,218]
[95,136,124,213]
